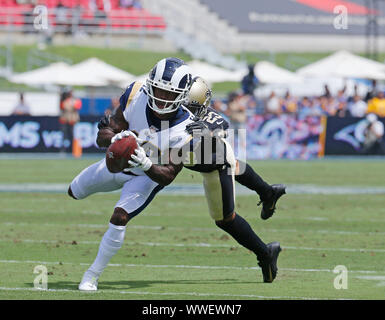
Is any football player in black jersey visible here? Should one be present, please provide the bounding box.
[186,77,286,220]
[183,76,285,283]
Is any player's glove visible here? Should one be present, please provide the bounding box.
[111,130,138,144]
[127,145,153,171]
[186,120,212,138]
[97,114,110,130]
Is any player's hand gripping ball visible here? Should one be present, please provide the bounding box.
[106,133,139,173]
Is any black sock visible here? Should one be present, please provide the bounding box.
[235,161,272,200]
[216,213,269,261]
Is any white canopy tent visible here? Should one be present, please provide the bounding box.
[121,73,147,88]
[127,61,301,88]
[66,58,135,85]
[120,60,247,89]
[187,60,246,83]
[8,62,71,86]
[296,50,385,80]
[255,77,370,99]
[50,68,109,87]
[254,61,303,84]
[8,58,136,87]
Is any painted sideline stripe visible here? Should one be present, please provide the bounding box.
[2,221,385,236]
[2,183,385,195]
[0,259,383,274]
[0,286,345,300]
[1,238,384,253]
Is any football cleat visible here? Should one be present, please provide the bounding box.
[259,184,286,220]
[258,241,282,283]
[78,270,99,291]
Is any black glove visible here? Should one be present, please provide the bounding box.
[186,120,212,137]
[97,115,110,130]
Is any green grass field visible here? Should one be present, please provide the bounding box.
[0,156,384,300]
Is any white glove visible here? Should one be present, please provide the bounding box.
[111,130,138,144]
[127,145,153,171]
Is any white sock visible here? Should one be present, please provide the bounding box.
[87,223,126,277]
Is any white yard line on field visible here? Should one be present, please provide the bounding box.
[2,222,385,236]
[0,286,348,300]
[0,259,384,275]
[0,237,385,253]
[2,183,385,195]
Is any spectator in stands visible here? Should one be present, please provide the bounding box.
[367,91,385,118]
[55,1,70,35]
[265,91,281,115]
[244,94,257,117]
[336,87,348,103]
[59,89,82,154]
[348,95,367,117]
[334,88,348,117]
[228,91,247,131]
[297,96,310,115]
[12,92,31,116]
[241,64,258,96]
[281,91,297,114]
[227,91,247,153]
[319,95,328,113]
[324,96,339,116]
[298,96,323,119]
[336,102,347,117]
[323,84,331,99]
[361,113,385,155]
[212,99,230,121]
[365,79,378,102]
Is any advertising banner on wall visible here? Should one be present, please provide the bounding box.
[0,116,103,153]
[3,114,382,157]
[245,114,324,159]
[324,116,385,155]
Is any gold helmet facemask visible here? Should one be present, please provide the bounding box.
[187,76,212,118]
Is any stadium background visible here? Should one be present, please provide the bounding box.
[0,0,384,301]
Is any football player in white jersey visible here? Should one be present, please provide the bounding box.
[68,57,195,291]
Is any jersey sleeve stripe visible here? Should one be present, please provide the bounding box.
[126,81,143,110]
[120,81,143,112]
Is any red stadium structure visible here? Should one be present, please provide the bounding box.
[0,0,166,33]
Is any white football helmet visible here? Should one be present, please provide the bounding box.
[187,76,212,118]
[145,57,193,114]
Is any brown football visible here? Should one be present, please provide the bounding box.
[106,135,138,173]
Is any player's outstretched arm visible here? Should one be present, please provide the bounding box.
[144,147,184,186]
[96,106,129,148]
[129,146,184,186]
[145,161,183,186]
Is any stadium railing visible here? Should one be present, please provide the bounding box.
[0,6,166,35]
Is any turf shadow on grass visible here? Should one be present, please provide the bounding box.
[34,278,260,291]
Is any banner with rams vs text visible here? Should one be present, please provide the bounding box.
[1,115,384,157]
[0,116,102,153]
